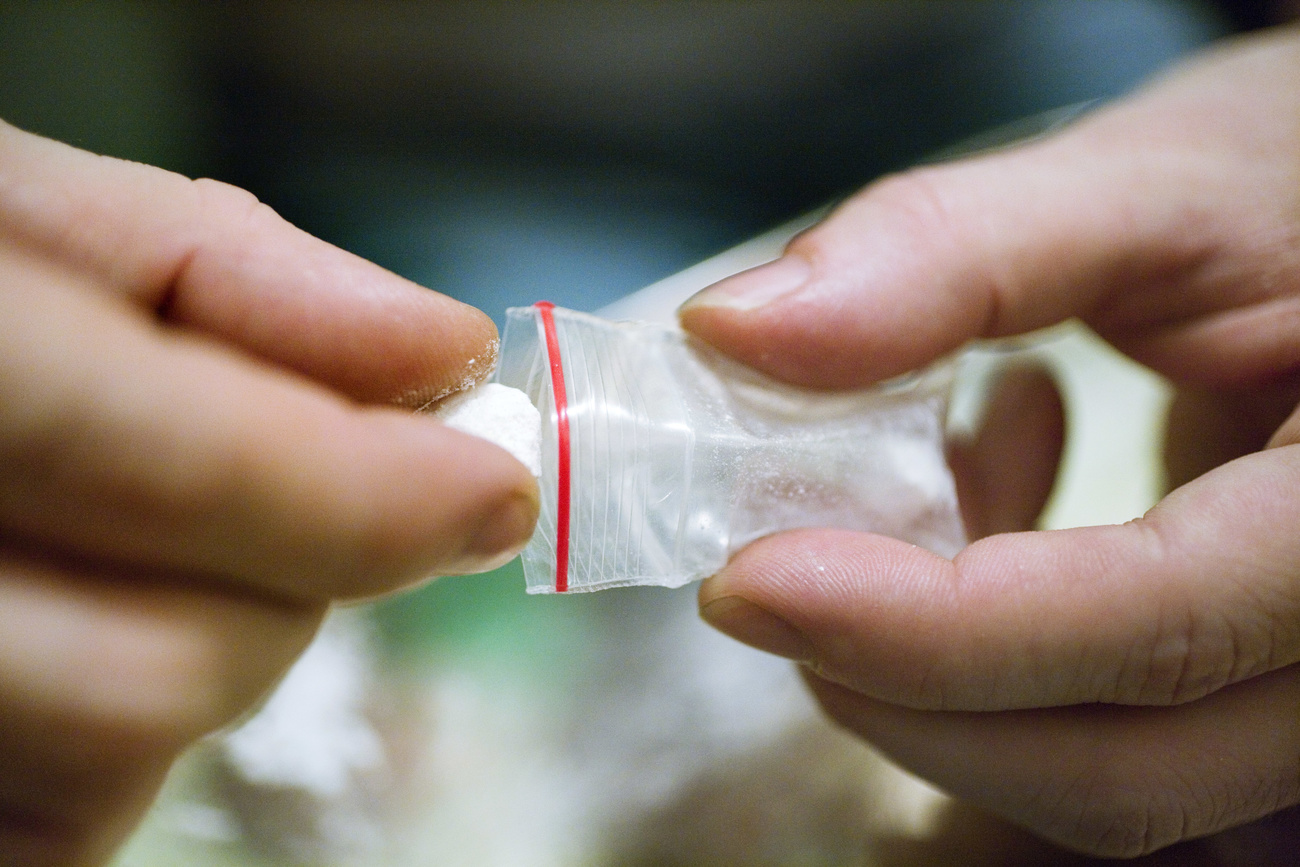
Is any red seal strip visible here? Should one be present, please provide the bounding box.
[534,302,570,593]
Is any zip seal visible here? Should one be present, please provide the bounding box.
[533,301,571,592]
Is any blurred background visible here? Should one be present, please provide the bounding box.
[4,2,1295,865]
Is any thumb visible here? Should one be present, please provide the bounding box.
[680,139,1120,387]
[679,26,1300,389]
[699,442,1300,712]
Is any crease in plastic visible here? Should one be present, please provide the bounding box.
[495,304,966,594]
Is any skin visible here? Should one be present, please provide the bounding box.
[683,23,1300,858]
[0,120,538,866]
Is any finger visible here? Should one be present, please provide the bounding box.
[948,363,1065,539]
[1,246,538,601]
[0,548,324,866]
[699,441,1300,711]
[0,119,494,408]
[807,665,1300,858]
[679,28,1300,389]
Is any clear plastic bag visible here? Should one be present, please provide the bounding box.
[495,303,965,594]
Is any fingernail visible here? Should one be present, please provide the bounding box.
[699,596,814,662]
[679,255,812,313]
[454,486,539,574]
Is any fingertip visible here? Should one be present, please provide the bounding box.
[698,529,963,701]
[677,256,812,385]
[679,170,1001,389]
[679,255,813,316]
[698,594,815,662]
[324,413,540,595]
[395,289,501,409]
[435,464,540,577]
[129,176,502,410]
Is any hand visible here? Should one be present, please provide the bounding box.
[682,24,1300,858]
[0,121,537,866]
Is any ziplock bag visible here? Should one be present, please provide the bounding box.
[494,302,966,594]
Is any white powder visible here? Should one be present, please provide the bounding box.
[221,614,383,798]
[434,383,542,477]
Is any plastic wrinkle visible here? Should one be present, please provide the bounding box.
[496,304,966,594]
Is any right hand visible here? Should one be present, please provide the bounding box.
[0,120,538,866]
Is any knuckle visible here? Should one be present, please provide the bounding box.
[189,176,267,224]
[863,168,968,250]
[1117,519,1291,708]
[188,177,291,246]
[1127,622,1215,706]
[1045,772,1190,858]
[1124,602,1269,706]
[865,168,962,233]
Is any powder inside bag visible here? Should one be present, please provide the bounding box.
[434,383,542,477]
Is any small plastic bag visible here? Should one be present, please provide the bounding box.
[495,303,966,594]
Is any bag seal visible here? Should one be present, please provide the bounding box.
[534,301,571,593]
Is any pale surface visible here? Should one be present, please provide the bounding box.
[433,383,542,478]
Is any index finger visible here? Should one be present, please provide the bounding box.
[679,27,1300,389]
[0,119,494,408]
[0,246,537,601]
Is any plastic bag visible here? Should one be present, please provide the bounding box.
[495,302,965,594]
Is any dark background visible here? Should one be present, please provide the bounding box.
[0,1,1242,321]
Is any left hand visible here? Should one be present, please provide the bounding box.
[680,24,1300,858]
